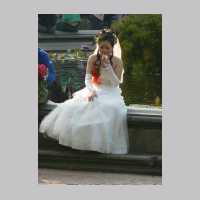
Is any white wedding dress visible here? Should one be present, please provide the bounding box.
[39,65,129,154]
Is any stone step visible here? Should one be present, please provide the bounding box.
[38,41,94,51]
[38,148,161,175]
[38,30,99,41]
[38,30,98,51]
[39,30,99,41]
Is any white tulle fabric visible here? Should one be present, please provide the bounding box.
[39,66,129,154]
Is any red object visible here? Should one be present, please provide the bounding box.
[38,64,48,79]
[91,65,102,85]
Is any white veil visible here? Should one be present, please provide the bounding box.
[92,37,124,83]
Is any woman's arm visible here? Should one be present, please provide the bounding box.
[85,55,97,101]
[85,55,96,93]
[114,57,124,83]
[102,56,124,85]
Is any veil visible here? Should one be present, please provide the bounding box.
[92,37,124,83]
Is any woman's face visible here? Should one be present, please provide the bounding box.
[98,41,113,57]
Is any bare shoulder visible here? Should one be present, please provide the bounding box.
[88,54,97,63]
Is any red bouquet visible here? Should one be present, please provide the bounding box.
[38,64,48,104]
[38,64,48,80]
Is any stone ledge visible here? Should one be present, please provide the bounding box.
[38,30,99,43]
[39,148,162,175]
[39,102,162,127]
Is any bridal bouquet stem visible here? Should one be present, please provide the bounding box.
[38,64,48,105]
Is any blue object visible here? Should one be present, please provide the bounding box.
[38,48,56,86]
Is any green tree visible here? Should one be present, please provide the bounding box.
[112,14,162,105]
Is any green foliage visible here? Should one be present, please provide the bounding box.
[38,79,48,105]
[48,49,88,62]
[69,48,87,59]
[111,14,162,105]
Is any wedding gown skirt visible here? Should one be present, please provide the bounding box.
[39,84,129,154]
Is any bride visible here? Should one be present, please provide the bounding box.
[39,29,129,154]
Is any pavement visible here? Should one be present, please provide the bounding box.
[38,168,162,185]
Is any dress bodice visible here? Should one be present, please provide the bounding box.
[97,66,119,87]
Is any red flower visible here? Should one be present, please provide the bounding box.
[38,64,48,79]
[91,65,101,85]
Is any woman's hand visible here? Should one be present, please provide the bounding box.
[101,55,111,67]
[87,91,97,101]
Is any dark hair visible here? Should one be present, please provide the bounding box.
[95,29,117,47]
[95,29,117,67]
